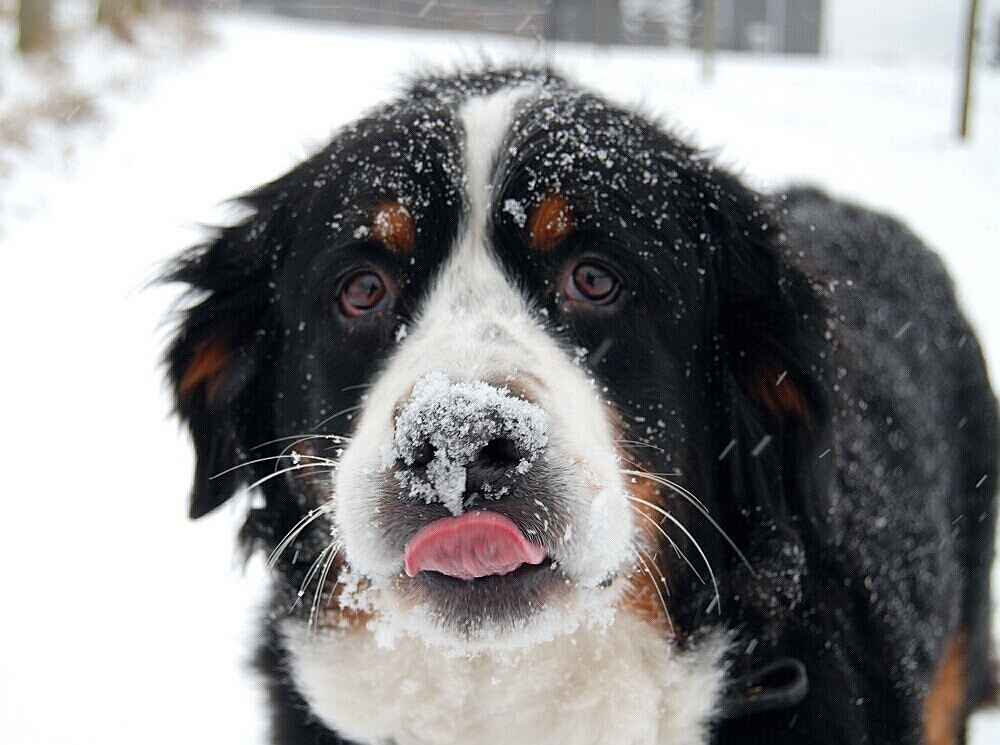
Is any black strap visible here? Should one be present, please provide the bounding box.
[718,657,809,720]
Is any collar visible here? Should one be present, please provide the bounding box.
[718,657,810,720]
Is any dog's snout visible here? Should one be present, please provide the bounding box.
[387,371,549,515]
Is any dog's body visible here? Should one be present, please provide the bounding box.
[165,68,997,745]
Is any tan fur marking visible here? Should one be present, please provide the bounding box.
[528,193,574,252]
[924,633,967,745]
[750,366,811,425]
[618,443,673,634]
[179,338,229,401]
[372,201,416,254]
[317,567,374,632]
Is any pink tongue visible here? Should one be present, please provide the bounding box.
[404,511,547,581]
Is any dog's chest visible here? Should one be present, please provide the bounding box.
[283,615,725,745]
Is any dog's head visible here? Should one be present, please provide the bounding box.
[165,68,829,655]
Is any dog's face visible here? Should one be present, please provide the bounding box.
[167,67,825,670]
[322,83,719,641]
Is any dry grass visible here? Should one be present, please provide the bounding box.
[0,9,211,171]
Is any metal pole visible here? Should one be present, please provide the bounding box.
[702,0,717,82]
[959,0,980,140]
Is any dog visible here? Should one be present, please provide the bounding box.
[163,66,998,745]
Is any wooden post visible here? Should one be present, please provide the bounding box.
[958,0,980,140]
[97,0,137,41]
[17,0,54,55]
[702,0,717,82]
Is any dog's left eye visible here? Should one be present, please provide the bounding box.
[339,270,388,317]
[565,261,621,305]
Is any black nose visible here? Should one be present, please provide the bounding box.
[391,372,549,512]
[403,435,522,501]
[410,441,435,468]
[465,437,521,498]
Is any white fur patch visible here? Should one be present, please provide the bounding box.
[284,616,727,745]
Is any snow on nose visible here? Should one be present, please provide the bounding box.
[384,371,549,516]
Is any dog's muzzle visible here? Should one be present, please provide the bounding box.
[375,371,556,584]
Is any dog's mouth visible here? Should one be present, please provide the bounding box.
[399,510,564,623]
[403,511,547,581]
[416,556,556,589]
[404,511,547,581]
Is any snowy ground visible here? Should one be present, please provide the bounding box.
[1,11,998,744]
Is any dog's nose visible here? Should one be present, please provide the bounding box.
[402,433,522,499]
[388,371,548,515]
[465,437,521,496]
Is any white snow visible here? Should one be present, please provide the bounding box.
[386,371,548,516]
[827,0,1000,64]
[1,8,998,744]
[502,197,527,227]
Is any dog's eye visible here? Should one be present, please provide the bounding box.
[339,270,388,317]
[566,261,621,305]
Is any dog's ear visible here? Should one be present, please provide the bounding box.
[707,173,833,524]
[164,209,276,519]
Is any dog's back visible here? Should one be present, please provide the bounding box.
[781,186,997,743]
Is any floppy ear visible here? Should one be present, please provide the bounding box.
[164,214,274,519]
[708,173,833,526]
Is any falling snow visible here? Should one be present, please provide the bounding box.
[3,7,998,744]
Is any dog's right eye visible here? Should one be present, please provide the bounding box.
[565,261,622,306]
[339,270,388,317]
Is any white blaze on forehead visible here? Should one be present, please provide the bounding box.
[419,88,533,335]
[461,88,527,220]
[332,86,633,591]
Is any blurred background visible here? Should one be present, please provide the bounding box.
[1,1,998,743]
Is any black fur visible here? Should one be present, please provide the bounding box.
[164,66,997,744]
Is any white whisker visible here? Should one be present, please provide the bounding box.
[276,434,347,473]
[632,548,674,633]
[309,542,343,632]
[630,505,705,584]
[267,502,336,569]
[211,453,336,480]
[622,468,754,574]
[628,495,721,614]
[614,438,665,453]
[249,433,352,451]
[311,404,364,432]
[638,547,671,598]
[291,544,335,613]
[245,463,336,492]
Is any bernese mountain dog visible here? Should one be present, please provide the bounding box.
[163,66,998,745]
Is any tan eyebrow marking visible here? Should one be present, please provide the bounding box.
[371,201,416,255]
[528,193,574,252]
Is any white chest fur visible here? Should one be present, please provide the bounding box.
[283,614,726,745]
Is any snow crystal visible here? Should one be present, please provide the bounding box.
[502,198,527,227]
[384,371,549,515]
